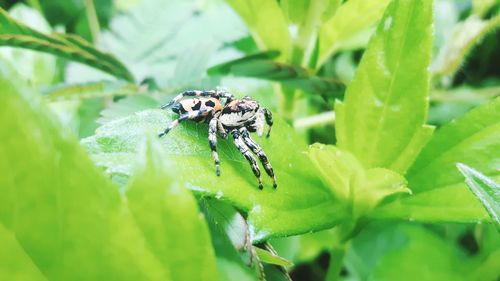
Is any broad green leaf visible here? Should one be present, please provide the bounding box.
[318,0,390,66]
[0,7,134,81]
[336,0,434,174]
[208,54,344,97]
[0,61,171,280]
[0,223,47,281]
[253,247,293,267]
[82,109,349,242]
[126,136,219,281]
[43,80,139,101]
[345,223,467,281]
[224,0,291,59]
[309,144,409,219]
[432,15,500,82]
[457,164,500,227]
[372,98,500,223]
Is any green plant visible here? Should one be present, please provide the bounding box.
[1,0,499,280]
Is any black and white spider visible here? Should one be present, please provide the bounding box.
[158,89,277,189]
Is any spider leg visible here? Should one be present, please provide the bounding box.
[160,89,235,109]
[240,127,277,188]
[158,109,211,137]
[209,118,221,176]
[217,119,228,139]
[231,129,263,189]
[263,108,273,138]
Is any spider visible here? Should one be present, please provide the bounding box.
[158,89,277,189]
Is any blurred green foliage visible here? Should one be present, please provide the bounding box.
[0,0,499,280]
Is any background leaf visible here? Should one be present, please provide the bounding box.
[318,0,390,66]
[0,61,174,280]
[126,136,219,281]
[67,0,247,88]
[345,223,468,281]
[224,0,290,60]
[0,223,47,281]
[432,15,500,82]
[335,0,434,174]
[42,80,139,101]
[0,4,57,85]
[372,98,500,223]
[208,53,344,97]
[0,7,133,81]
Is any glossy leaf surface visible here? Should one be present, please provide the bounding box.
[82,109,348,242]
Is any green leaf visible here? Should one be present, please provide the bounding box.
[253,247,293,267]
[309,144,410,219]
[0,223,47,281]
[0,7,134,81]
[318,0,391,65]
[82,109,349,242]
[224,0,291,59]
[432,15,500,82]
[457,164,500,227]
[409,97,500,193]
[345,223,467,281]
[308,144,364,201]
[372,98,500,223]
[336,0,434,174]
[208,54,344,97]
[0,61,172,279]
[39,0,112,28]
[126,136,219,281]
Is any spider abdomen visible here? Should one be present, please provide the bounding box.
[172,98,222,122]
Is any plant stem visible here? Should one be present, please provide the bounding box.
[85,0,101,43]
[293,111,336,129]
[325,243,348,281]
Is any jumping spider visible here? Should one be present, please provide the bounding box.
[159,89,277,189]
